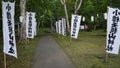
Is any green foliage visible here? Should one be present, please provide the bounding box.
[1,0,120,30]
[54,30,120,68]
[80,0,108,19]
[26,0,64,27]
[79,0,108,30]
[110,0,120,8]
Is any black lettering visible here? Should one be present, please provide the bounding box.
[6,4,11,11]
[6,4,15,54]
[9,40,14,46]
[107,9,120,51]
[9,33,14,40]
[7,12,11,19]
[8,47,14,54]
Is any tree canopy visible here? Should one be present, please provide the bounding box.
[1,0,120,28]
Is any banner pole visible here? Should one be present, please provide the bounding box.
[4,53,7,68]
[105,52,108,63]
[70,35,72,46]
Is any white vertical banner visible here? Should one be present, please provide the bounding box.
[91,16,94,22]
[82,17,85,22]
[60,20,62,34]
[32,13,37,36]
[2,1,17,58]
[58,20,62,34]
[32,12,36,36]
[57,21,59,33]
[61,18,64,35]
[33,18,37,36]
[97,14,99,17]
[58,20,60,34]
[62,18,66,36]
[104,13,107,20]
[106,7,120,54]
[71,14,82,39]
[56,21,59,33]
[34,18,37,36]
[55,21,57,33]
[19,16,24,22]
[26,12,35,38]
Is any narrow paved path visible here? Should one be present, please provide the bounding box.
[31,35,75,68]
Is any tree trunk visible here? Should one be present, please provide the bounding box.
[60,0,83,34]
[60,0,70,33]
[74,0,83,14]
[19,0,28,43]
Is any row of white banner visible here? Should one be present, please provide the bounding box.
[2,1,37,58]
[81,13,107,22]
[56,18,66,36]
[71,8,120,55]
[56,8,120,55]
[56,15,82,39]
[2,1,120,58]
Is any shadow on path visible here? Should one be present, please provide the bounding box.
[31,35,75,68]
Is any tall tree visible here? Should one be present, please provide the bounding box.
[60,0,70,33]
[19,0,27,43]
[60,0,83,33]
[74,0,83,14]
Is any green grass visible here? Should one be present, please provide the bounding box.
[1,29,120,68]
[53,30,120,68]
[0,28,47,68]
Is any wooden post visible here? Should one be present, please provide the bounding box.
[70,37,72,46]
[70,33,72,46]
[105,52,108,63]
[4,53,6,68]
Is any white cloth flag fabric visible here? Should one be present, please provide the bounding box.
[19,16,23,22]
[62,18,66,36]
[106,7,120,54]
[71,14,82,39]
[58,20,62,34]
[33,18,37,36]
[82,17,85,22]
[26,12,35,38]
[34,21,37,36]
[2,1,17,58]
[56,21,59,33]
[91,16,94,22]
[104,13,107,20]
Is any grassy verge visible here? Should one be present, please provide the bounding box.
[53,30,120,68]
[0,28,46,68]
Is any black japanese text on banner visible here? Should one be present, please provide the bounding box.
[106,7,120,54]
[62,18,66,36]
[26,12,35,38]
[71,14,82,39]
[58,20,62,34]
[56,21,58,33]
[2,1,17,58]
